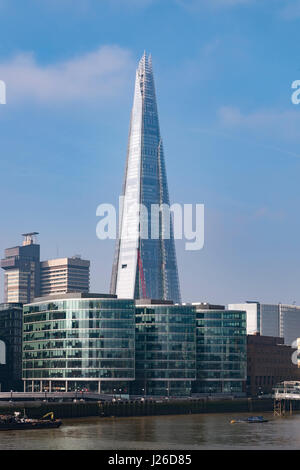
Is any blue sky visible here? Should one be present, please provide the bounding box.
[0,0,300,304]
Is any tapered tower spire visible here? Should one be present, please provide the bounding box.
[110,54,181,303]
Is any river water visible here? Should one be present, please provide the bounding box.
[0,412,299,450]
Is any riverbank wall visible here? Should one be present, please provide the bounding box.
[0,397,288,419]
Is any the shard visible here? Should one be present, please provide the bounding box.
[110,53,181,303]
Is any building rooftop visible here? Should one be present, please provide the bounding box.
[247,334,285,345]
[135,299,174,306]
[40,257,90,267]
[190,302,225,310]
[0,303,23,310]
[29,293,118,303]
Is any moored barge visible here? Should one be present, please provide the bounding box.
[0,412,62,430]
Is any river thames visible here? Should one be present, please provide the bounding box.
[0,412,300,450]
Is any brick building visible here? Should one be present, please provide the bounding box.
[247,333,300,396]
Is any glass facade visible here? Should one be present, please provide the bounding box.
[110,53,181,304]
[193,308,247,395]
[133,303,196,396]
[22,295,135,393]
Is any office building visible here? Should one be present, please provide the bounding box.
[110,53,181,303]
[21,294,253,397]
[280,305,300,347]
[192,304,247,395]
[133,300,196,396]
[0,303,23,391]
[22,293,135,394]
[247,333,300,396]
[1,233,40,303]
[40,256,90,297]
[1,233,91,301]
[229,302,300,346]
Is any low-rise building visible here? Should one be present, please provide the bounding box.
[0,303,23,391]
[247,333,300,396]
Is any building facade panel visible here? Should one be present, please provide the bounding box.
[0,303,23,391]
[279,305,300,347]
[1,234,40,304]
[133,301,196,396]
[193,306,247,395]
[40,256,90,297]
[229,302,300,346]
[22,294,135,394]
[247,334,300,396]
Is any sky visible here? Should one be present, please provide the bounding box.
[0,0,300,305]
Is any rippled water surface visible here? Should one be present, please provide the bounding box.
[0,412,299,450]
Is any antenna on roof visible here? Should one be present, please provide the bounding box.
[22,232,39,246]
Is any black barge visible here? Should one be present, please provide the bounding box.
[0,412,62,430]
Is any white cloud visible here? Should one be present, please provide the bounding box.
[176,0,254,9]
[252,206,285,221]
[279,0,300,20]
[109,0,156,5]
[31,0,156,10]
[218,106,300,142]
[178,0,300,16]
[0,45,135,105]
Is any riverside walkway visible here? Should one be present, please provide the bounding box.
[0,391,115,402]
[273,381,300,400]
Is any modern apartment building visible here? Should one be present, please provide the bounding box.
[229,302,300,346]
[192,303,247,395]
[133,300,196,397]
[110,53,181,304]
[22,295,252,397]
[1,235,90,302]
[23,293,135,394]
[40,256,90,297]
[0,233,40,303]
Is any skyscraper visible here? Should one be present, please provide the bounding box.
[110,53,181,303]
